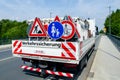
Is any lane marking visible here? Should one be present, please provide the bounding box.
[0,56,15,62]
[0,49,11,53]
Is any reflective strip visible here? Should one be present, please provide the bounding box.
[13,41,22,53]
[13,40,18,47]
[21,65,41,72]
[21,65,73,78]
[61,42,76,59]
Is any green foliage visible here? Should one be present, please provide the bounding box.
[99,30,104,34]
[0,19,28,39]
[104,9,120,37]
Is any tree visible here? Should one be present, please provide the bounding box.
[99,30,104,34]
[0,19,28,39]
[104,9,120,37]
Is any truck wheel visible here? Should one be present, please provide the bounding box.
[84,57,88,67]
[78,61,83,71]
[80,56,87,70]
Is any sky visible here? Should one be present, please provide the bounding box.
[0,0,120,30]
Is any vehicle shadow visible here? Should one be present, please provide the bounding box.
[23,70,49,78]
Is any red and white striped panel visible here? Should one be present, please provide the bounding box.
[46,70,73,78]
[21,65,73,78]
[21,65,41,72]
[61,42,76,59]
[13,40,22,53]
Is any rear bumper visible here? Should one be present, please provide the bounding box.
[21,65,73,78]
[14,54,79,64]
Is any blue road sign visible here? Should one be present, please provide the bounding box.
[48,22,64,40]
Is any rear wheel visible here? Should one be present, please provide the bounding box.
[84,57,88,67]
[77,55,88,72]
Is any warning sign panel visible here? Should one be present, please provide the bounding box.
[61,20,75,40]
[29,17,46,37]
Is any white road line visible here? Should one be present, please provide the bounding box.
[0,49,11,53]
[0,56,15,62]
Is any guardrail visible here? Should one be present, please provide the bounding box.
[0,39,11,45]
[0,38,28,45]
[110,35,120,40]
[108,34,120,51]
[0,44,12,49]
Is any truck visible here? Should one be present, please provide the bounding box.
[12,15,95,79]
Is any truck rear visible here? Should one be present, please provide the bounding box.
[12,16,95,78]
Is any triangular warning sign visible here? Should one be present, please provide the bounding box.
[67,16,80,38]
[29,17,46,37]
[68,16,73,22]
[54,16,60,22]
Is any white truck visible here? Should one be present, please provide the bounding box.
[12,16,95,78]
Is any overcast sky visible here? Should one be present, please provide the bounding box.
[0,0,120,30]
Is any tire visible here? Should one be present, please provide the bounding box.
[84,57,88,67]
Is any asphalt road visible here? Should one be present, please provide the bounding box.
[0,35,101,80]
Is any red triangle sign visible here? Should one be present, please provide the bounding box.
[54,16,60,22]
[68,16,73,22]
[29,17,46,37]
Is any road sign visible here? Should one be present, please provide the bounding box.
[68,16,73,22]
[61,20,75,40]
[48,22,64,40]
[54,16,60,22]
[29,17,46,37]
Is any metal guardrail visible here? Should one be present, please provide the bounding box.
[110,35,120,40]
[0,38,28,45]
[108,34,120,51]
[0,39,11,45]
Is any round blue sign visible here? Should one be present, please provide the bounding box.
[48,22,64,40]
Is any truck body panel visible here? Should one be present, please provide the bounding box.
[12,37,95,64]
